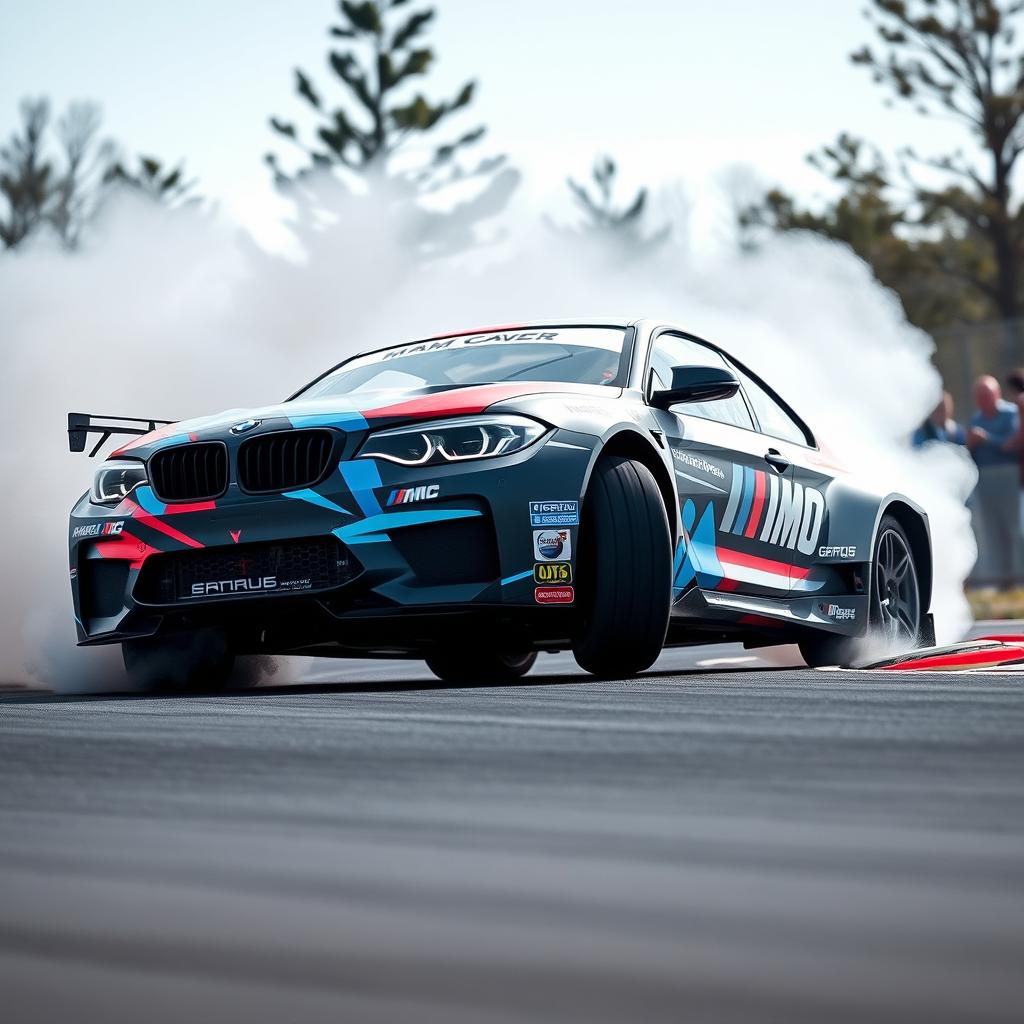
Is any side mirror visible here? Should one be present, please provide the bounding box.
[649,365,740,410]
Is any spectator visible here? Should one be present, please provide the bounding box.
[912,391,965,447]
[1003,368,1024,534]
[967,375,1022,587]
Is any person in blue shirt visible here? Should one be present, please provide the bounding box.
[912,391,965,448]
[967,375,1022,587]
[967,376,1019,465]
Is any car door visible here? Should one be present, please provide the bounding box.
[727,359,830,595]
[647,332,796,599]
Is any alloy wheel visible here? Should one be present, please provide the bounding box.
[875,528,920,646]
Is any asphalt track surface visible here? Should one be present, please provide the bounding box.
[1,640,1023,1023]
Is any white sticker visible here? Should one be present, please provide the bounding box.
[533,529,573,561]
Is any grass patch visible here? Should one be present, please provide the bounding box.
[967,588,1024,621]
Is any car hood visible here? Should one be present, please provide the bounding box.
[112,381,620,457]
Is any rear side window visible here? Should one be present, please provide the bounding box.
[648,334,754,431]
[734,366,811,446]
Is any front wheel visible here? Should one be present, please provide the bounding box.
[572,456,672,678]
[425,649,537,684]
[800,515,923,668]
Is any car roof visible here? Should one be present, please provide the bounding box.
[413,318,634,342]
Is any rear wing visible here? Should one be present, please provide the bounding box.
[67,412,175,458]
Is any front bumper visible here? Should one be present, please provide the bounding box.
[68,428,593,650]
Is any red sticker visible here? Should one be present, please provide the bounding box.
[535,586,574,605]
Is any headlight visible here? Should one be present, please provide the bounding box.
[91,459,148,504]
[358,415,547,467]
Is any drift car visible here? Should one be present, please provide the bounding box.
[67,320,933,687]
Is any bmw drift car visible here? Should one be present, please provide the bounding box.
[67,320,933,687]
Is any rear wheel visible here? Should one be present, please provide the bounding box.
[800,515,923,668]
[122,629,235,691]
[425,649,537,684]
[572,456,672,678]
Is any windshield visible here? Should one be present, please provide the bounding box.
[297,327,627,399]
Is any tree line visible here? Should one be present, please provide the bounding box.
[741,0,1024,337]
[1,0,663,259]
[6,0,1023,342]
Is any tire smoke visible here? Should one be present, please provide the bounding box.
[0,185,976,689]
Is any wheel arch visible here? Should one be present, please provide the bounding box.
[590,428,677,543]
[878,499,933,613]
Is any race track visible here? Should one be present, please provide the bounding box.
[1,647,1023,1023]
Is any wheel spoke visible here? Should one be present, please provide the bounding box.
[871,529,919,649]
[891,550,910,581]
[896,607,917,635]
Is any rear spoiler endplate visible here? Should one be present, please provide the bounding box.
[67,412,175,458]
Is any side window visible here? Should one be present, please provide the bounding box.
[649,334,754,431]
[734,366,810,446]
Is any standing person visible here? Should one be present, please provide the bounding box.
[967,375,1022,587]
[1005,369,1024,536]
[912,391,965,447]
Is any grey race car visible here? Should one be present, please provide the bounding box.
[67,319,933,687]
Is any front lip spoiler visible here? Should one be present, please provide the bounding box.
[76,601,580,652]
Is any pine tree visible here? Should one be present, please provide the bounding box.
[104,156,198,207]
[557,155,669,254]
[266,0,517,255]
[738,134,989,330]
[852,0,1024,323]
[1,97,192,250]
[0,99,57,248]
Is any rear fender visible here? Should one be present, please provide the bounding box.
[818,482,932,613]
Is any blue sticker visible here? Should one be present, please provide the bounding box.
[529,500,579,527]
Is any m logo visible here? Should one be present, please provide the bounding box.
[721,466,825,555]
[387,484,440,506]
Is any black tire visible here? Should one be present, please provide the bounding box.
[122,629,235,691]
[425,649,538,684]
[572,456,672,678]
[800,514,923,668]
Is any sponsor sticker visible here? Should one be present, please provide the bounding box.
[189,576,278,598]
[533,529,572,561]
[529,500,579,527]
[71,521,124,540]
[535,586,574,605]
[276,578,313,592]
[671,449,725,479]
[381,331,561,361]
[534,561,572,584]
[387,483,440,506]
[818,545,857,559]
[820,602,857,621]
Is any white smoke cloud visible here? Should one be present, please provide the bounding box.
[0,181,976,689]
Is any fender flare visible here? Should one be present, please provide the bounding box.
[870,494,934,614]
[580,426,679,546]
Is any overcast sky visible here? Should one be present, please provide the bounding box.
[2,0,972,248]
